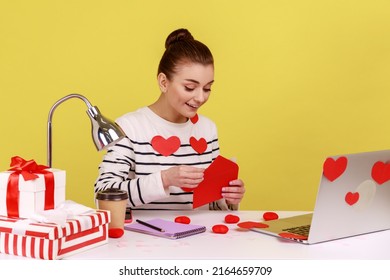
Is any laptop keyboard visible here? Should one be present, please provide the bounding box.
[282,225,311,236]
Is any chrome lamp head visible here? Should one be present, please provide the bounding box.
[47,93,125,167]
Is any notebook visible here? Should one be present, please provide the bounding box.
[251,149,390,244]
[124,218,206,239]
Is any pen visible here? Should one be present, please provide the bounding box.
[136,219,165,232]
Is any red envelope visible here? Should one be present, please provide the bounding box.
[193,155,239,209]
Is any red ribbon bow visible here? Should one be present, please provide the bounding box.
[6,156,55,217]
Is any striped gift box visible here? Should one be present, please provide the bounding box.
[0,210,110,260]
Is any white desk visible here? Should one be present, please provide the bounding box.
[63,210,389,260]
[1,210,388,280]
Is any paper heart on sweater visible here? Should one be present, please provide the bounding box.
[190,137,207,154]
[192,155,239,209]
[190,114,199,124]
[151,135,181,156]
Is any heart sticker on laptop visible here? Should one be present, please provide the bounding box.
[323,156,348,182]
[345,192,359,206]
[348,179,376,209]
[371,161,390,185]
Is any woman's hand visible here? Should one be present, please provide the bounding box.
[161,165,204,190]
[222,179,246,205]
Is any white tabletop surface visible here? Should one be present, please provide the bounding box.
[61,210,390,260]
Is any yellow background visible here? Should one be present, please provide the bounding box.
[1,1,390,210]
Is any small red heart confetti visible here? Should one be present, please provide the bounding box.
[224,214,240,224]
[108,228,124,238]
[263,212,279,221]
[237,221,269,229]
[174,216,191,224]
[278,232,308,240]
[212,224,229,234]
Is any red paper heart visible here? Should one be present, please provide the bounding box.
[263,212,279,221]
[108,228,124,238]
[190,114,199,124]
[181,187,193,192]
[371,161,390,185]
[224,214,240,224]
[151,136,181,156]
[212,224,229,234]
[237,221,269,229]
[345,192,359,206]
[279,232,308,240]
[190,137,207,154]
[192,155,239,209]
[323,156,348,182]
[174,216,191,224]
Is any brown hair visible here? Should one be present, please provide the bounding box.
[157,28,214,80]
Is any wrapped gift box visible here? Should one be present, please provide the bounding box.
[0,210,109,260]
[0,169,66,218]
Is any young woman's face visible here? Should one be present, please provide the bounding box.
[161,63,214,123]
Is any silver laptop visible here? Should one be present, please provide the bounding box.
[251,149,390,244]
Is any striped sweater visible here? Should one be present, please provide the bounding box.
[94,107,235,210]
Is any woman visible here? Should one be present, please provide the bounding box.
[94,28,245,210]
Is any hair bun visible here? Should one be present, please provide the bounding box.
[165,28,194,49]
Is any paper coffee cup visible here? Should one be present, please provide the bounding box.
[96,189,128,229]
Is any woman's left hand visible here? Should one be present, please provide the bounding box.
[222,179,246,205]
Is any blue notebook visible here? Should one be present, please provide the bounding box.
[124,218,206,239]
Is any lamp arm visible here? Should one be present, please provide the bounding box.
[47,94,94,167]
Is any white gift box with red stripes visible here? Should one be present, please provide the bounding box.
[0,210,110,259]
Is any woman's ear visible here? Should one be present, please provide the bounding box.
[157,72,168,93]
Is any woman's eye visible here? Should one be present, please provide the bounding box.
[204,88,211,92]
[185,86,195,91]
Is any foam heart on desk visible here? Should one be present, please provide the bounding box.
[174,216,191,224]
[263,212,279,221]
[237,221,269,229]
[212,224,229,234]
[224,214,240,224]
[109,228,124,238]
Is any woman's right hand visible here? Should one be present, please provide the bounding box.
[161,165,205,190]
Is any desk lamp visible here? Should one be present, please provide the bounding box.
[47,93,125,167]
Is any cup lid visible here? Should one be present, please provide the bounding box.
[96,189,129,201]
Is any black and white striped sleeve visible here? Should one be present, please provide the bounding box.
[94,137,169,207]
